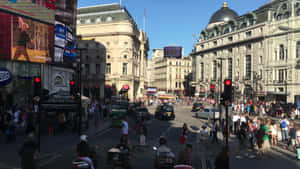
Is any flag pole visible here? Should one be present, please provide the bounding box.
[120,0,122,6]
[143,8,146,32]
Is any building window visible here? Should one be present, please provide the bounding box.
[228,48,233,53]
[297,41,300,58]
[228,36,233,42]
[124,42,128,46]
[279,44,285,60]
[228,58,232,79]
[175,82,178,88]
[259,69,263,79]
[284,12,290,19]
[86,55,89,60]
[279,69,284,82]
[259,56,263,64]
[214,41,217,46]
[276,14,282,21]
[213,60,217,81]
[200,63,204,81]
[106,63,111,74]
[122,63,127,75]
[107,55,110,59]
[201,44,204,48]
[214,52,217,56]
[123,55,127,59]
[247,44,252,50]
[106,16,112,22]
[296,9,300,16]
[179,82,181,88]
[240,22,247,29]
[85,64,89,75]
[246,31,252,37]
[96,64,100,74]
[90,18,95,23]
[245,55,251,80]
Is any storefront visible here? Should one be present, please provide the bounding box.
[0,60,41,108]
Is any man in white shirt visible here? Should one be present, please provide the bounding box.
[121,116,129,144]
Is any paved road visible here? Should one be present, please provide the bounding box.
[27,104,300,169]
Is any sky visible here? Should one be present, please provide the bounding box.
[78,0,271,57]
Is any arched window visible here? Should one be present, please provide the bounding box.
[249,17,254,25]
[224,28,230,34]
[276,14,282,21]
[123,55,127,59]
[282,3,287,10]
[284,12,290,19]
[240,22,247,29]
[106,16,112,22]
[296,9,300,16]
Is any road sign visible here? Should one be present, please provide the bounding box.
[298,101,300,109]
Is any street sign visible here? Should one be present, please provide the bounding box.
[298,101,300,109]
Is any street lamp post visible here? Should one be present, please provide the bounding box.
[75,47,87,136]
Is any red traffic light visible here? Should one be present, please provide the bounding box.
[210,84,215,89]
[70,81,75,86]
[225,80,231,86]
[250,100,253,105]
[34,77,41,83]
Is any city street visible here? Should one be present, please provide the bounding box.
[39,104,300,169]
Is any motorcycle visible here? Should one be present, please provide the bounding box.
[72,145,98,169]
[107,147,131,169]
[153,146,175,169]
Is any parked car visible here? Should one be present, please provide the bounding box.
[135,107,151,120]
[155,104,175,120]
[195,108,220,120]
[192,102,204,112]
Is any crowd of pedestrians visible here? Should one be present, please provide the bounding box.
[225,106,300,160]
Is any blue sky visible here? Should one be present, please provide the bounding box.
[78,0,271,57]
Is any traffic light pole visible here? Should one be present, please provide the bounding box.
[225,105,229,147]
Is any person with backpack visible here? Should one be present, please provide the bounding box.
[280,116,290,143]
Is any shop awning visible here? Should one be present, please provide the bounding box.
[266,91,289,95]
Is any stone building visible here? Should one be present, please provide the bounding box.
[151,48,192,96]
[191,0,300,104]
[76,3,149,101]
[76,37,106,100]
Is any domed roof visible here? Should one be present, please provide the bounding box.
[208,2,238,24]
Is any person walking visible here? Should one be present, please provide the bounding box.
[19,133,39,169]
[288,121,297,151]
[262,119,271,157]
[270,121,278,147]
[296,125,300,160]
[94,104,100,128]
[280,116,290,143]
[121,116,130,145]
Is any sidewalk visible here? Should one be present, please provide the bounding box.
[0,118,111,169]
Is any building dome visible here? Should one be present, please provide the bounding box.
[208,2,238,25]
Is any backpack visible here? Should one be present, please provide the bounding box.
[281,120,287,128]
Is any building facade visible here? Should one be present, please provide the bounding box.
[76,3,149,101]
[191,0,300,104]
[151,48,192,96]
[76,38,106,101]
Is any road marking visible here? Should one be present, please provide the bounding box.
[40,153,63,167]
[95,127,113,137]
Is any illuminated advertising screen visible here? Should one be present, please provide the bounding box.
[0,0,55,24]
[164,46,182,58]
[0,11,54,63]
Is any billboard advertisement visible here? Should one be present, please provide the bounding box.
[0,0,55,24]
[164,46,182,58]
[0,11,54,63]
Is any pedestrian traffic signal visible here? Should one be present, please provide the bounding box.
[33,76,41,97]
[223,79,232,104]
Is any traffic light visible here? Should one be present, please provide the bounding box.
[223,79,232,104]
[210,84,215,99]
[70,80,76,96]
[33,76,41,97]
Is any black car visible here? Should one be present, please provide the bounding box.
[135,107,151,120]
[192,102,203,112]
[155,104,175,120]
